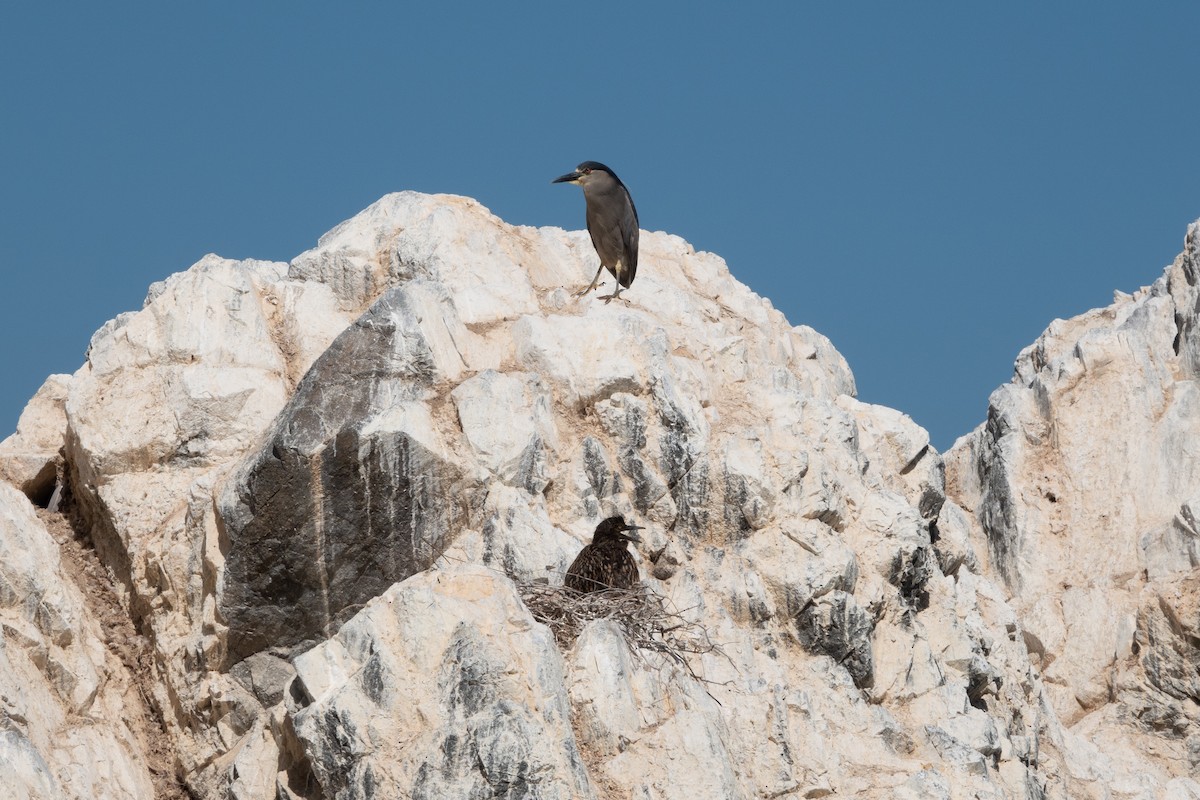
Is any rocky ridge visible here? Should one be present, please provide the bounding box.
[946,224,1200,794]
[0,191,1198,799]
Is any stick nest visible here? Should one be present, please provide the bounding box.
[518,582,724,676]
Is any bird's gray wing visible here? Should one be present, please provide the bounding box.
[586,209,627,274]
[618,192,639,286]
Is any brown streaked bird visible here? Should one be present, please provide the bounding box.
[564,515,644,593]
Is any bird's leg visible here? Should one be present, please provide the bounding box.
[599,263,627,303]
[574,264,605,298]
[600,283,625,304]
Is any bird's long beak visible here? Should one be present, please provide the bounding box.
[621,523,643,543]
[552,170,581,185]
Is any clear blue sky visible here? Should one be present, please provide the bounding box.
[2,4,1197,451]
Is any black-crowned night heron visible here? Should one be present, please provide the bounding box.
[552,161,640,303]
[564,515,644,593]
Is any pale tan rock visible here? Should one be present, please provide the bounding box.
[290,564,594,800]
[11,192,1199,799]
[0,483,155,799]
[946,221,1200,791]
[56,254,356,799]
[0,374,71,504]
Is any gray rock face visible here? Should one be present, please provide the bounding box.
[4,190,1200,798]
[797,589,875,688]
[218,284,487,662]
[796,587,873,690]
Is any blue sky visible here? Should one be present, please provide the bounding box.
[2,4,1197,451]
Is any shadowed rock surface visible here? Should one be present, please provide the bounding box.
[218,284,488,663]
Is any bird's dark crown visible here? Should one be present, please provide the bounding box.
[576,160,614,176]
[592,515,643,545]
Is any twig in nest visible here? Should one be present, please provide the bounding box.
[517,582,731,695]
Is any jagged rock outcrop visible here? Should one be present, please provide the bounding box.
[946,222,1200,795]
[0,374,71,506]
[2,190,1199,798]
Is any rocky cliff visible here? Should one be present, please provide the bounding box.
[946,224,1200,796]
[1,192,1198,799]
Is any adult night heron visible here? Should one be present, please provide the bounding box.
[564,515,644,593]
[552,161,639,302]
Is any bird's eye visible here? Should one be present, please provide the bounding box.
[581,168,591,174]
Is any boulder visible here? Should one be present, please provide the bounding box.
[0,374,71,506]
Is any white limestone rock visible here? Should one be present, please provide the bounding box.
[930,500,980,577]
[290,564,594,800]
[444,486,581,585]
[946,220,1200,791]
[451,369,559,492]
[216,283,492,663]
[288,192,544,322]
[0,374,71,505]
[0,483,154,799]
[54,253,356,799]
[842,396,944,521]
[14,191,1200,799]
[116,195,1022,797]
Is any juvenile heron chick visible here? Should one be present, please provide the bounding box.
[564,515,643,593]
[552,161,639,302]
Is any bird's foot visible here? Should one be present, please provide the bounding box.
[599,291,627,304]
